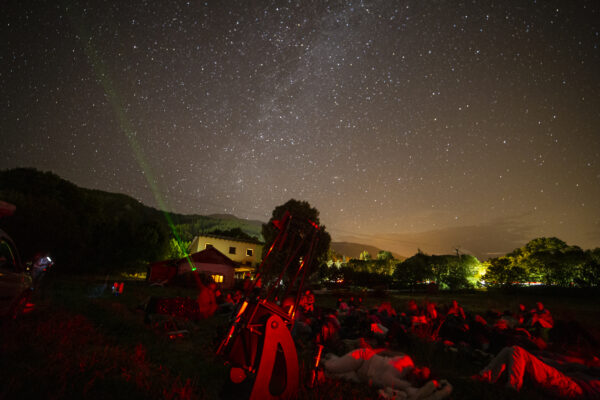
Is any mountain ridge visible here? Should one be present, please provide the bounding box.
[330,241,406,260]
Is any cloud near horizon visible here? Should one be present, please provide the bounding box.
[338,217,538,260]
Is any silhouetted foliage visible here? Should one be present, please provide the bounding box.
[171,215,262,242]
[206,227,259,242]
[261,199,331,284]
[0,168,169,271]
[391,252,482,290]
[164,238,191,260]
[483,237,600,287]
[318,250,399,289]
[358,250,371,261]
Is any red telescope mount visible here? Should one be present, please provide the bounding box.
[216,211,321,399]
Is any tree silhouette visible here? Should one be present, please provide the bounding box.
[260,199,331,284]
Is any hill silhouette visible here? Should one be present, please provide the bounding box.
[330,241,405,260]
[0,168,262,271]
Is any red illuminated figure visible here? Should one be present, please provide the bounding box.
[217,211,322,399]
[323,347,453,399]
[446,300,466,320]
[299,289,315,314]
[112,282,124,295]
[475,346,600,398]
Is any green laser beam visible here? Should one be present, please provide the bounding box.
[66,3,195,270]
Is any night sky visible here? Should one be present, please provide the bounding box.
[2,0,599,259]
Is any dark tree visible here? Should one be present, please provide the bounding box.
[0,168,170,272]
[483,237,599,287]
[260,199,331,284]
[393,252,433,289]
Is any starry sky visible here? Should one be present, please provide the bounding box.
[2,0,599,259]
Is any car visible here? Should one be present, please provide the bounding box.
[0,202,33,319]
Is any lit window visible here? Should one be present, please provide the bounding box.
[229,246,236,255]
[211,274,224,283]
[246,248,253,256]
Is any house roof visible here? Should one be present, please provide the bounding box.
[185,246,238,267]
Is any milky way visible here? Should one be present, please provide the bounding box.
[2,0,599,258]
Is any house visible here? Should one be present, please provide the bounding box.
[148,247,239,289]
[178,247,239,289]
[188,234,263,278]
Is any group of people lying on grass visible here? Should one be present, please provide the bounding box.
[326,296,597,355]
[147,284,599,399]
[322,342,599,399]
[291,295,600,399]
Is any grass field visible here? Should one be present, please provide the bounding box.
[1,274,599,399]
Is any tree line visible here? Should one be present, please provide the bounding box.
[0,168,170,271]
[483,237,600,287]
[317,238,600,289]
[2,170,597,288]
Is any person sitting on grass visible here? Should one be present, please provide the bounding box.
[196,282,217,319]
[529,301,554,341]
[474,345,600,399]
[299,289,315,314]
[446,300,466,320]
[323,347,452,400]
[438,300,470,345]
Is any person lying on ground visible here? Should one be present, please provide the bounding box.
[474,345,600,399]
[323,347,452,400]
